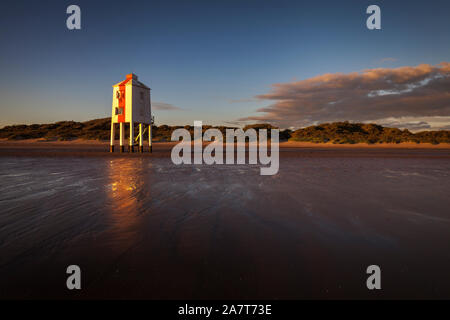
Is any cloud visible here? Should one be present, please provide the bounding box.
[152,102,182,111]
[239,62,450,129]
[365,116,450,132]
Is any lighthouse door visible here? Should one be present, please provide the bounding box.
[117,86,126,122]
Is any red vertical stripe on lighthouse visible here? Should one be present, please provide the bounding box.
[118,85,126,123]
[117,77,131,123]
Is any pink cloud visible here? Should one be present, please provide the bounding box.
[152,102,182,111]
[239,63,450,128]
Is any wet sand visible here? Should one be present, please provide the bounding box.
[1,139,450,159]
[0,141,450,299]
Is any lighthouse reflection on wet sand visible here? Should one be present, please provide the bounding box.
[110,73,153,153]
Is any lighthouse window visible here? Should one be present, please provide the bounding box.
[140,91,144,100]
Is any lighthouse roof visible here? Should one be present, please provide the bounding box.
[112,73,150,89]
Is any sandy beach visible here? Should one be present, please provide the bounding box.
[1,139,450,159]
[0,139,449,299]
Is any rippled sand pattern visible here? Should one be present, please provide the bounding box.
[0,156,450,299]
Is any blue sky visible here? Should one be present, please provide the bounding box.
[0,0,449,129]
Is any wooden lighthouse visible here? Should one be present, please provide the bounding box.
[110,73,153,153]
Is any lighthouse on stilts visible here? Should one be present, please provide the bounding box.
[110,73,153,153]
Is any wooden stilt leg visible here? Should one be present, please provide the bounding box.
[129,122,134,152]
[110,122,115,152]
[119,122,124,153]
[149,124,152,153]
[139,123,143,152]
